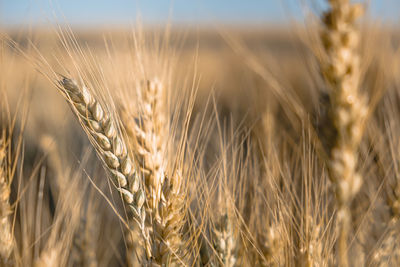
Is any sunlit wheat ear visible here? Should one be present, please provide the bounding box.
[153,174,185,265]
[131,79,185,265]
[319,1,367,266]
[213,213,237,267]
[0,131,14,266]
[134,79,166,214]
[58,77,153,262]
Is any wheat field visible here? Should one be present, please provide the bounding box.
[1,1,400,266]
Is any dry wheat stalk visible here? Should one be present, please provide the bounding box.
[319,1,367,266]
[129,79,185,265]
[58,78,152,264]
[0,131,14,266]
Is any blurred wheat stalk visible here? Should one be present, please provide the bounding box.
[319,0,368,266]
[0,129,14,266]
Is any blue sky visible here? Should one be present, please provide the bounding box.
[0,0,399,27]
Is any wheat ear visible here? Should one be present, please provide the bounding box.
[213,213,237,267]
[34,246,60,267]
[130,79,185,265]
[133,80,166,214]
[0,131,14,266]
[320,1,367,266]
[58,78,152,263]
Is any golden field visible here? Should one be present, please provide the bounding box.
[1,4,400,266]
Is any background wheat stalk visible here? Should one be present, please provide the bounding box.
[58,77,152,264]
[0,130,14,266]
[319,1,367,266]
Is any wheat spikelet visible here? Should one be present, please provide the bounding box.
[34,247,60,267]
[153,174,185,265]
[133,79,166,213]
[258,223,283,267]
[213,213,237,267]
[387,178,400,222]
[58,77,152,263]
[298,218,324,267]
[0,131,13,266]
[319,1,367,266]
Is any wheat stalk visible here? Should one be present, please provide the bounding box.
[0,130,14,266]
[124,79,185,265]
[319,1,367,266]
[58,77,152,264]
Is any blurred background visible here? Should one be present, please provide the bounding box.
[1,1,400,266]
[1,0,398,141]
[1,0,399,28]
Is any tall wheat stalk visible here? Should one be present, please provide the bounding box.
[319,1,367,266]
[58,77,152,264]
[123,79,185,265]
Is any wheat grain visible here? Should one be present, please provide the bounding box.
[319,1,367,266]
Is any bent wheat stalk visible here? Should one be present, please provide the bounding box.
[58,78,152,264]
[319,1,367,266]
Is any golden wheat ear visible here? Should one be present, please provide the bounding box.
[212,213,237,267]
[58,77,154,263]
[122,79,186,265]
[318,1,368,266]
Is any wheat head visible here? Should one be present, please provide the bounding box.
[213,213,237,267]
[123,79,185,265]
[320,1,367,266]
[58,77,152,263]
